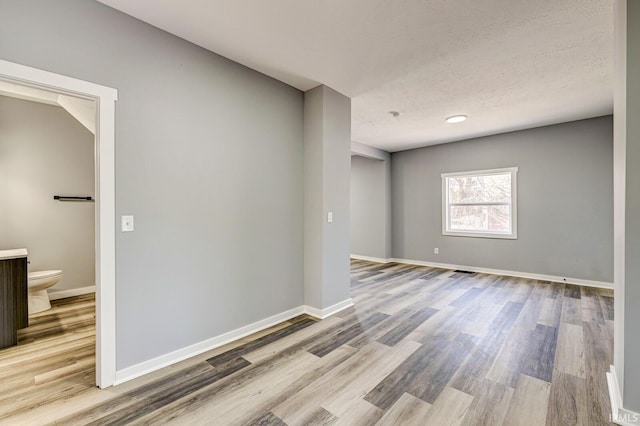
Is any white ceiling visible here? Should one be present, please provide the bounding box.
[97,0,613,152]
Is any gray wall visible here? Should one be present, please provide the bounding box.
[303,85,351,309]
[350,155,391,259]
[392,116,613,283]
[624,0,640,412]
[0,96,95,293]
[320,87,352,308]
[0,0,304,369]
[303,86,324,309]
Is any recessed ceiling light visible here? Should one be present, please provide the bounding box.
[446,115,467,124]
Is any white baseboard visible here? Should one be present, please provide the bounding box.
[376,257,613,289]
[114,305,306,385]
[607,365,640,425]
[113,297,354,386]
[350,254,392,264]
[48,285,96,300]
[304,298,354,319]
[350,254,613,289]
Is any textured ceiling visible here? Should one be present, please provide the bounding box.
[96,0,613,152]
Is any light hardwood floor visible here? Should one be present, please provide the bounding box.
[0,261,614,425]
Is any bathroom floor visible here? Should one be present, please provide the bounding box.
[0,262,615,425]
[0,293,96,419]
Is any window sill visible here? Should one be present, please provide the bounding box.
[442,231,518,240]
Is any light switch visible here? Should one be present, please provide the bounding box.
[327,212,333,223]
[121,215,134,232]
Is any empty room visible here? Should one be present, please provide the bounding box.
[0,0,639,425]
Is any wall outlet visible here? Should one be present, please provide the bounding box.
[434,247,439,255]
[327,211,333,223]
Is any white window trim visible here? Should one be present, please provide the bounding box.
[441,167,518,239]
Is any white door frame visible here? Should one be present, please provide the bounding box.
[0,59,117,388]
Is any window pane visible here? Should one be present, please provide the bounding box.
[449,205,510,232]
[448,173,511,204]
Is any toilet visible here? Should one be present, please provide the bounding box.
[28,270,63,314]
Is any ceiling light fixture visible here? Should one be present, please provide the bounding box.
[446,114,467,124]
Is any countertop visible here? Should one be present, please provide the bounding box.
[0,249,28,261]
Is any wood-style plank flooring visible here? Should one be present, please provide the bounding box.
[0,261,614,425]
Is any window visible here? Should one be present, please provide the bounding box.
[442,167,518,239]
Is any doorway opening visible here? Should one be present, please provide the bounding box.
[0,59,117,388]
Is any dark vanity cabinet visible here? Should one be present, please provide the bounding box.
[0,255,28,349]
